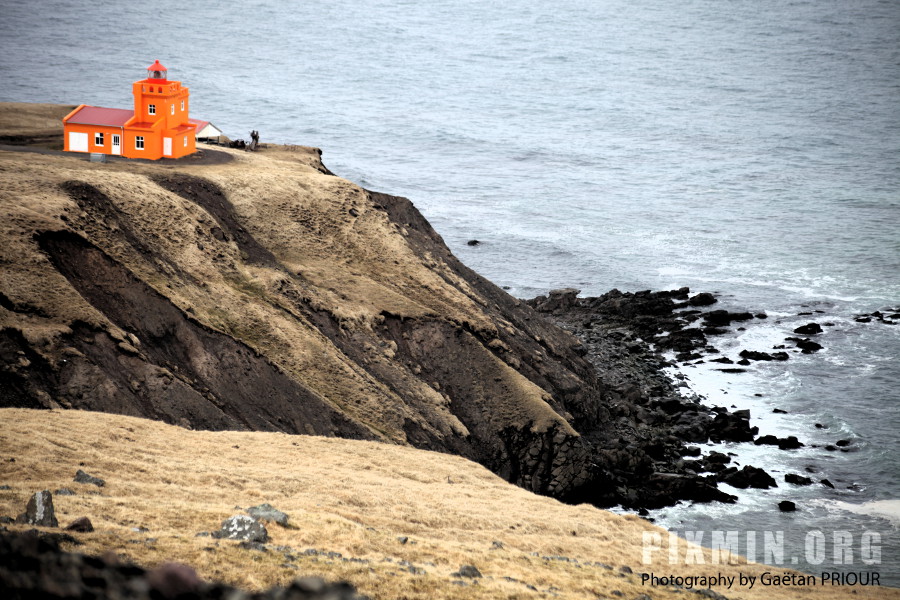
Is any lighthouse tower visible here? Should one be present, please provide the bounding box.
[125,60,197,159]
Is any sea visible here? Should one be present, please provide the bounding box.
[2,0,898,587]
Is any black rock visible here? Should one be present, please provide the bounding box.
[466,240,481,246]
[739,349,789,362]
[65,517,94,533]
[719,465,778,489]
[796,338,823,353]
[73,470,105,487]
[688,293,717,306]
[754,435,804,450]
[793,323,823,335]
[772,408,788,414]
[703,310,754,327]
[821,479,835,489]
[785,474,813,486]
[778,501,797,512]
[835,439,852,447]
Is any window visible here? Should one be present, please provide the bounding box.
[94,132,104,146]
[148,104,156,115]
[180,100,185,111]
[135,136,144,150]
[171,104,175,115]
[183,136,188,147]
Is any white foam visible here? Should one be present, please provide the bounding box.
[827,500,900,527]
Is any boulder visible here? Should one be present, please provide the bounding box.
[784,474,813,486]
[214,515,268,543]
[73,470,105,487]
[795,338,822,353]
[793,323,822,335]
[739,349,788,362]
[754,435,804,450]
[247,503,288,526]
[17,491,58,527]
[65,517,94,532]
[703,310,754,327]
[719,466,777,489]
[778,501,797,512]
[688,293,717,306]
[453,565,482,578]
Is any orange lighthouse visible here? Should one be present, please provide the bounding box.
[63,61,197,160]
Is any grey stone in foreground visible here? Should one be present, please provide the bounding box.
[452,564,482,578]
[0,530,368,599]
[15,491,57,527]
[213,515,268,543]
[73,470,105,487]
[247,503,289,526]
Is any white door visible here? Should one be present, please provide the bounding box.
[68,132,88,152]
[163,137,172,156]
[111,134,121,155]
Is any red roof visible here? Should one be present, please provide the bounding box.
[147,60,167,72]
[66,106,133,127]
[188,118,209,130]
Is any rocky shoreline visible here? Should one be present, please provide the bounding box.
[527,287,835,511]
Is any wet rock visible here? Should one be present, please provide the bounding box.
[247,503,288,526]
[213,515,268,543]
[772,408,788,414]
[821,479,835,489]
[794,338,823,353]
[719,465,777,489]
[739,349,789,361]
[754,435,804,450]
[793,323,823,335]
[785,474,813,486]
[466,239,480,246]
[778,501,797,512]
[73,469,105,487]
[65,517,94,532]
[16,491,58,527]
[835,439,852,447]
[703,310,754,327]
[688,293,717,306]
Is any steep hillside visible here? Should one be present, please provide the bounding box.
[2,408,891,600]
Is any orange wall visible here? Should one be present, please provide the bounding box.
[62,123,125,155]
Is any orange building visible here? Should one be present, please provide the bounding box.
[63,61,197,160]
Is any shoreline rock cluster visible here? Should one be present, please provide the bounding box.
[524,287,832,511]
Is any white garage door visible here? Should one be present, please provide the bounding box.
[68,132,88,152]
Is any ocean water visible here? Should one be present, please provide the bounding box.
[2,0,898,586]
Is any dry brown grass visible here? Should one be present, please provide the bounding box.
[0,102,75,137]
[0,408,893,600]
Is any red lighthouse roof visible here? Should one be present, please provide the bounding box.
[146,60,167,81]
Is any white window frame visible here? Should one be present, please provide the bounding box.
[180,100,185,111]
[135,136,145,150]
[94,132,104,146]
[148,104,156,115]
[183,136,188,147]
[171,104,175,115]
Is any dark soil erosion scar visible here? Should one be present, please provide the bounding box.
[151,174,278,266]
[35,230,372,439]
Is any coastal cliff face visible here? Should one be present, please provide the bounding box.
[0,104,606,500]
